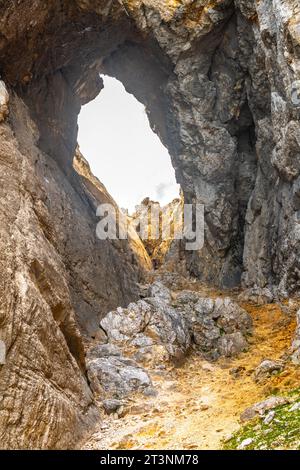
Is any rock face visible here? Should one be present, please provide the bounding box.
[86,281,252,398]
[240,396,290,423]
[0,0,300,450]
[131,197,184,270]
[0,0,299,293]
[0,80,9,123]
[0,100,98,449]
[176,289,252,359]
[254,359,285,384]
[0,94,150,449]
[74,147,153,278]
[291,309,300,364]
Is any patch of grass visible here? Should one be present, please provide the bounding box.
[286,387,300,398]
[223,389,300,450]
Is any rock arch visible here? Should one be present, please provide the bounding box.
[0,0,300,449]
[1,0,257,287]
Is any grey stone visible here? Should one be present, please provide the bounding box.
[143,387,158,397]
[87,343,122,359]
[238,437,253,450]
[263,411,275,425]
[238,287,274,305]
[288,402,300,413]
[148,281,172,303]
[100,300,153,345]
[0,80,9,123]
[217,332,249,357]
[87,355,152,399]
[175,291,200,305]
[0,340,6,365]
[102,399,123,415]
[254,359,285,383]
[215,299,253,334]
[194,298,215,316]
[241,396,289,423]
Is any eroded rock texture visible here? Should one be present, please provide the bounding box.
[0,93,151,449]
[87,280,252,400]
[0,0,300,450]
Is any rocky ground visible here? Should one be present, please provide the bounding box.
[81,274,300,450]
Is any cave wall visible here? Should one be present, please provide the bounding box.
[0,0,300,449]
[0,95,98,449]
[239,0,300,296]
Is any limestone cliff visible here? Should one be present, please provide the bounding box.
[0,94,150,449]
[0,0,300,450]
[131,197,185,270]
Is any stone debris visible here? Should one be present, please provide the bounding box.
[240,396,289,423]
[291,309,300,365]
[102,399,123,415]
[263,410,275,425]
[88,355,153,399]
[238,437,253,450]
[238,287,274,305]
[229,366,246,379]
[177,291,252,360]
[217,332,249,358]
[253,359,285,384]
[87,281,252,399]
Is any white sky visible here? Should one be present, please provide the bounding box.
[78,76,180,213]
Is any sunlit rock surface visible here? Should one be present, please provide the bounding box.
[0,80,9,123]
[131,197,184,269]
[0,96,150,449]
[86,280,252,399]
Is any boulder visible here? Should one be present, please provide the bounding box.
[240,396,289,423]
[178,295,252,359]
[238,287,274,305]
[89,282,252,384]
[217,332,249,357]
[99,284,191,366]
[87,355,153,399]
[238,437,253,450]
[102,399,123,415]
[254,359,285,383]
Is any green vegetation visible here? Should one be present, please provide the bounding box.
[223,390,300,450]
